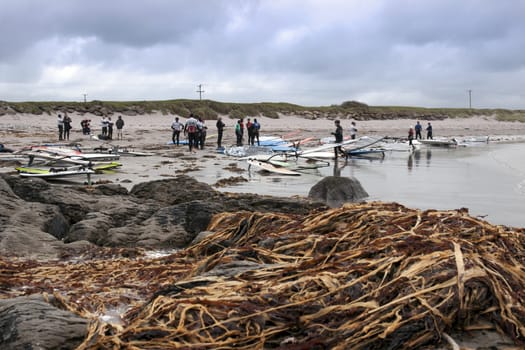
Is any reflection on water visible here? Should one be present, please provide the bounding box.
[414,149,421,166]
[355,143,524,227]
[332,158,349,177]
[211,142,525,227]
[408,149,431,171]
[426,149,432,165]
[519,180,525,195]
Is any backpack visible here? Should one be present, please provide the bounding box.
[187,124,197,133]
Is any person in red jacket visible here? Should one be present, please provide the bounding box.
[408,126,415,147]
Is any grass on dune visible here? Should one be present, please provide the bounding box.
[1,99,524,122]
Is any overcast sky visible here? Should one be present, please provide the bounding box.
[1,0,524,108]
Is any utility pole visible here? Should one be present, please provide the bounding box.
[83,93,87,103]
[467,89,472,109]
[196,84,205,100]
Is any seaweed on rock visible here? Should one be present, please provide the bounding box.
[1,202,524,349]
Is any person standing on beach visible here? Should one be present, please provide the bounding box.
[235,119,243,146]
[240,118,245,144]
[216,116,225,148]
[57,114,64,141]
[350,121,357,140]
[197,117,207,149]
[107,117,114,140]
[408,126,415,147]
[426,122,433,139]
[171,117,183,146]
[246,118,254,145]
[415,121,422,139]
[63,114,72,141]
[81,119,91,135]
[101,116,109,138]
[332,120,344,158]
[252,118,260,146]
[184,114,199,152]
[115,115,125,140]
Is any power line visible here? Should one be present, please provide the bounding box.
[196,84,205,100]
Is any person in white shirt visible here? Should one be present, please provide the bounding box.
[171,117,183,145]
[57,114,64,140]
[183,114,199,152]
[101,116,109,137]
[350,121,357,140]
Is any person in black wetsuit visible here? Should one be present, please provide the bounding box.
[426,122,433,139]
[216,117,225,148]
[332,120,344,158]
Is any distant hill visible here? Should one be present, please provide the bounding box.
[1,99,524,122]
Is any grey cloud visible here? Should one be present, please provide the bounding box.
[1,0,524,108]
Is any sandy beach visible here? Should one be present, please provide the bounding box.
[2,112,525,227]
[3,113,525,147]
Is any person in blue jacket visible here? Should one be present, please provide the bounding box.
[415,121,422,139]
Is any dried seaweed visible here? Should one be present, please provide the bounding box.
[1,202,525,349]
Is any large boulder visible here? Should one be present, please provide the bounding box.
[68,200,224,249]
[0,295,88,350]
[308,176,368,207]
[2,175,156,224]
[0,174,327,256]
[130,175,220,205]
[0,176,91,259]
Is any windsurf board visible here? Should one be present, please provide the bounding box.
[16,166,96,178]
[247,159,301,176]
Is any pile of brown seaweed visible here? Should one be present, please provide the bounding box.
[2,202,525,349]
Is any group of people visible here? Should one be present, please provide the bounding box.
[56,114,73,141]
[56,112,438,154]
[80,119,92,135]
[235,118,261,146]
[99,116,114,140]
[408,121,433,146]
[171,113,208,152]
[57,114,125,141]
[171,114,262,151]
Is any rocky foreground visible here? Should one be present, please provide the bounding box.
[0,174,524,349]
[0,174,338,259]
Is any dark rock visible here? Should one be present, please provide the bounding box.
[64,212,115,245]
[191,230,215,245]
[130,175,219,205]
[228,193,325,214]
[308,176,368,207]
[0,295,88,350]
[0,173,327,256]
[0,176,85,258]
[91,183,129,196]
[99,200,225,248]
[43,210,70,240]
[3,173,159,228]
[184,200,224,235]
